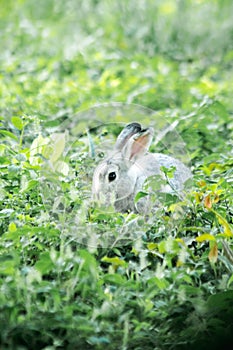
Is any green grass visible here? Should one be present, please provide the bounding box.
[1,0,233,349]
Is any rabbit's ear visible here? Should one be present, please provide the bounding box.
[123,127,154,162]
[114,122,141,150]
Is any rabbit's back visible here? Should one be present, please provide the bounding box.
[135,153,191,192]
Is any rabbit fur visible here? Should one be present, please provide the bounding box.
[92,122,191,213]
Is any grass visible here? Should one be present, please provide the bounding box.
[1,0,233,349]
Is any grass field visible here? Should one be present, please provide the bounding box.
[1,0,233,349]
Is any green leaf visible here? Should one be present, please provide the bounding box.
[227,274,233,287]
[147,242,157,250]
[196,234,216,242]
[8,222,17,232]
[103,273,126,285]
[134,191,148,204]
[179,285,201,296]
[49,132,66,163]
[147,276,168,290]
[158,237,180,254]
[20,179,39,193]
[102,256,127,267]
[211,101,229,121]
[11,116,24,130]
[212,209,233,237]
[79,250,98,280]
[35,252,54,275]
[160,165,176,178]
[29,134,50,165]
[0,129,18,140]
[0,254,19,275]
[207,290,233,311]
[53,160,69,176]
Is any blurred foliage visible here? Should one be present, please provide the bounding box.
[1,0,233,349]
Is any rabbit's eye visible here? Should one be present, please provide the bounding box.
[108,171,117,182]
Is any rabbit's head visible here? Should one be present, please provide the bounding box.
[92,123,154,212]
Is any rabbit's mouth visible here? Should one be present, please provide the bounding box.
[92,185,136,213]
[114,194,135,213]
[92,186,119,209]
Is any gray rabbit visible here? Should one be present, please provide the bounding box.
[92,122,191,213]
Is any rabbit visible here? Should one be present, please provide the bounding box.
[92,122,192,213]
